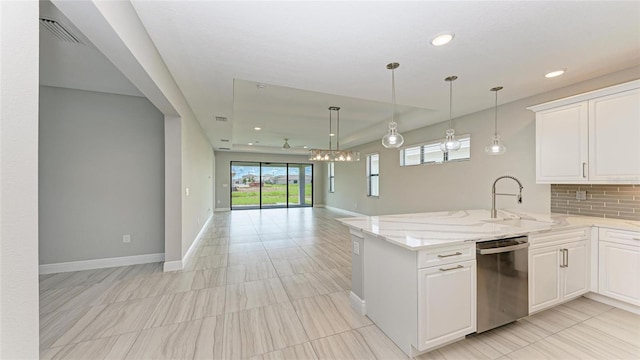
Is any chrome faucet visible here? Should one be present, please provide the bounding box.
[491,175,523,218]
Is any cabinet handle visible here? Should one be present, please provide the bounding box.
[439,265,464,272]
[565,248,569,268]
[582,162,587,178]
[633,238,640,241]
[437,252,462,258]
[559,249,567,268]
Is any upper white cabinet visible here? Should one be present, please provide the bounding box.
[528,80,640,184]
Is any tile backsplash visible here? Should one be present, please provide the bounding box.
[550,184,640,221]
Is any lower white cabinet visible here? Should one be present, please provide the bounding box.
[417,260,476,351]
[598,228,640,306]
[529,229,589,313]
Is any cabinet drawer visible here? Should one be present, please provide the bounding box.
[418,243,475,269]
[529,228,589,249]
[599,228,640,247]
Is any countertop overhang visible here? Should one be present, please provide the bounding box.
[337,209,640,251]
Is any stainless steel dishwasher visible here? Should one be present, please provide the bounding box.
[476,236,529,333]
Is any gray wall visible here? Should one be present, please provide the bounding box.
[39,86,165,264]
[214,151,323,210]
[326,66,640,216]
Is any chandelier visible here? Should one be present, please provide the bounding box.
[308,106,360,162]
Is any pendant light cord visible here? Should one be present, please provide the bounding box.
[494,90,498,136]
[449,79,453,129]
[391,67,396,125]
[336,108,340,151]
[329,109,333,151]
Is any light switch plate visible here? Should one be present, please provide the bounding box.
[576,190,587,201]
[353,241,360,255]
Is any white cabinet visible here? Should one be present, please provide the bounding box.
[529,229,590,313]
[418,260,476,351]
[535,102,588,182]
[588,89,640,181]
[598,228,640,306]
[529,80,640,184]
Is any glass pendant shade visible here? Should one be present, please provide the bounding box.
[485,134,507,155]
[382,62,404,149]
[439,128,461,151]
[308,106,360,162]
[382,121,404,148]
[439,76,460,152]
[485,86,507,156]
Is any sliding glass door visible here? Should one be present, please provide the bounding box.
[261,163,287,208]
[230,162,261,209]
[230,162,313,210]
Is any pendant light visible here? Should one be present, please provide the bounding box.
[382,62,404,148]
[439,76,461,152]
[308,107,360,162]
[282,138,291,150]
[485,86,507,155]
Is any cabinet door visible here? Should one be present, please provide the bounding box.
[589,88,640,182]
[599,241,640,306]
[561,241,589,299]
[417,260,476,351]
[535,102,589,183]
[529,246,561,313]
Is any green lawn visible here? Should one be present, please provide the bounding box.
[232,184,312,206]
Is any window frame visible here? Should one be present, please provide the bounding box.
[366,153,380,197]
[328,162,335,193]
[399,134,471,167]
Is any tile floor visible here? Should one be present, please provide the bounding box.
[40,208,640,359]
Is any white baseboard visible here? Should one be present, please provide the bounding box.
[584,292,640,315]
[180,214,212,268]
[214,208,230,212]
[163,214,212,272]
[313,204,325,208]
[324,205,367,217]
[350,291,367,315]
[163,260,183,272]
[39,253,165,275]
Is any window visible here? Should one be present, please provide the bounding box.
[400,135,471,166]
[328,162,335,193]
[366,153,379,197]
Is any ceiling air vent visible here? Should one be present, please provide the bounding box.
[220,139,230,142]
[39,18,84,45]
[215,116,228,122]
[219,147,231,151]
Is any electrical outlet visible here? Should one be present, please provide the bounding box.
[185,187,190,196]
[576,190,587,201]
[123,234,131,243]
[353,241,360,255]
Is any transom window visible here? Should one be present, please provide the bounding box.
[366,153,379,197]
[400,135,471,166]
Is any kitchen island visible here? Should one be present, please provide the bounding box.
[337,209,640,357]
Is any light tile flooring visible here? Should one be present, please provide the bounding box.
[40,208,640,359]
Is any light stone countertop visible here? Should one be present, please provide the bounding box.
[337,209,640,251]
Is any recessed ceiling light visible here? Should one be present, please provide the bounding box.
[545,69,566,78]
[254,127,261,131]
[303,146,308,149]
[329,133,335,137]
[431,33,454,46]
[248,142,253,146]
[257,83,266,89]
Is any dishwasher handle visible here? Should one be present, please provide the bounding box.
[477,242,529,255]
